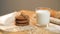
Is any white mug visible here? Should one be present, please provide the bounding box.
[36,9,50,26]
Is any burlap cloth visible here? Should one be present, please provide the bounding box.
[0,10,60,34]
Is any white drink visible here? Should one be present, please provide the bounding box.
[36,10,50,26]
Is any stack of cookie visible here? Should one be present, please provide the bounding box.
[15,14,29,26]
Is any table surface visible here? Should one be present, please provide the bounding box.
[0,25,59,34]
[0,11,59,34]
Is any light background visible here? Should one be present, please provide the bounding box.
[0,0,60,16]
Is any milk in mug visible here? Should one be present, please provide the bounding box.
[36,10,50,26]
